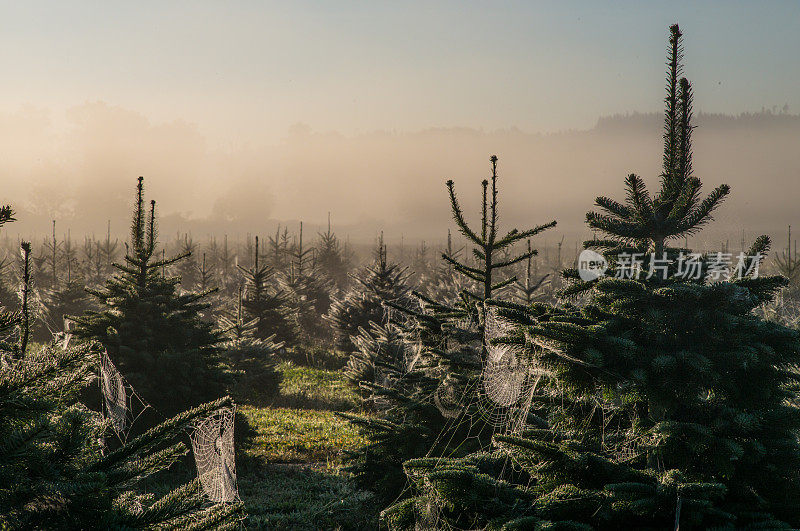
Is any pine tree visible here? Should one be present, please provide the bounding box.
[316,213,348,289]
[339,157,555,505]
[97,220,119,279]
[326,234,412,354]
[237,235,296,346]
[384,25,800,530]
[0,203,243,528]
[282,221,336,345]
[72,177,230,419]
[175,234,199,290]
[344,321,407,409]
[266,225,290,272]
[219,285,284,403]
[512,239,550,304]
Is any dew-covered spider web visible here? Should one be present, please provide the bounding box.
[191,407,239,503]
[98,349,150,443]
[476,305,542,434]
[99,350,127,435]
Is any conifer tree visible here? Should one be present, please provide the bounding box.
[344,321,407,408]
[72,177,230,419]
[443,156,556,306]
[0,255,19,315]
[237,235,296,346]
[774,225,800,299]
[512,239,550,304]
[97,220,119,279]
[316,213,348,289]
[340,157,554,505]
[283,222,335,344]
[219,285,284,402]
[266,225,290,272]
[0,204,243,528]
[326,234,412,354]
[384,25,800,530]
[175,234,199,290]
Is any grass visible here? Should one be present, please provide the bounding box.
[149,353,378,528]
[272,361,361,411]
[241,405,368,464]
[239,463,378,530]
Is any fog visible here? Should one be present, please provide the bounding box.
[3,102,799,249]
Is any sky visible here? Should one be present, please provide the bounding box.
[1,2,798,144]
[0,2,798,245]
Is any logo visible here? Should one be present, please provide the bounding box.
[578,249,608,281]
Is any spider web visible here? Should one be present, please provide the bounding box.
[191,407,239,503]
[98,350,150,443]
[100,350,128,435]
[476,306,540,434]
[394,300,553,528]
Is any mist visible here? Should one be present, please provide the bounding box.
[3,102,799,250]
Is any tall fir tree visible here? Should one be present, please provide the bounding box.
[283,221,336,345]
[326,234,412,354]
[72,177,230,419]
[0,203,243,528]
[339,157,555,504]
[237,235,296,346]
[316,213,348,289]
[384,25,800,530]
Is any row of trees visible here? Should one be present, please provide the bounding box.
[337,25,800,529]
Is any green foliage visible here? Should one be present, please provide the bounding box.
[444,155,556,303]
[384,24,800,530]
[40,278,94,339]
[0,316,243,528]
[315,213,349,289]
[72,177,230,419]
[326,236,412,354]
[237,235,297,346]
[344,321,408,408]
[340,156,554,506]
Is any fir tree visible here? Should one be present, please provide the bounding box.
[175,234,199,291]
[283,222,336,344]
[512,239,550,305]
[339,157,555,505]
[344,321,407,409]
[442,155,556,308]
[384,24,800,530]
[266,225,290,272]
[326,235,412,354]
[316,213,348,289]
[0,204,243,528]
[72,177,230,419]
[237,235,296,346]
[97,220,119,280]
[219,285,284,403]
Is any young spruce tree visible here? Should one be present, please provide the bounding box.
[384,25,800,530]
[72,177,230,419]
[339,157,555,505]
[0,203,243,528]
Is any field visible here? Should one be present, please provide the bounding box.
[149,360,379,529]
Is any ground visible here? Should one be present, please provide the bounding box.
[150,356,380,530]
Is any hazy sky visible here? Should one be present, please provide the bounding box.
[1,2,799,246]
[2,2,798,144]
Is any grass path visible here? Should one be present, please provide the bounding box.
[234,360,378,529]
